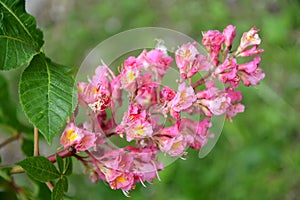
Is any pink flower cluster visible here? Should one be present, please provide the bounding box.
[60,25,264,195]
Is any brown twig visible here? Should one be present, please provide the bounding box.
[34,127,39,156]
[0,133,21,149]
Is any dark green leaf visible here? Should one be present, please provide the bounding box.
[21,137,34,156]
[62,176,68,192]
[51,177,68,200]
[36,182,51,200]
[0,0,44,70]
[0,74,32,134]
[0,74,20,133]
[0,189,18,200]
[56,154,64,174]
[19,54,74,143]
[63,157,72,176]
[28,178,51,200]
[17,156,60,182]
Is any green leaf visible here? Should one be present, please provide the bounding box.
[21,137,34,156]
[19,54,74,143]
[56,154,64,174]
[0,74,19,132]
[63,157,72,176]
[51,177,68,200]
[0,74,32,134]
[36,181,51,200]
[17,156,60,182]
[0,0,44,70]
[62,176,68,192]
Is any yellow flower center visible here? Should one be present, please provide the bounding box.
[133,125,146,136]
[67,128,78,143]
[116,175,126,183]
[126,70,136,83]
[182,49,192,59]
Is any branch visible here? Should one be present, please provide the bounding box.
[0,133,21,149]
[47,148,76,163]
[34,127,39,156]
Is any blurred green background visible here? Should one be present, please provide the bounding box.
[2,0,300,199]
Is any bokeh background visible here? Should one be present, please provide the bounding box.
[2,0,300,199]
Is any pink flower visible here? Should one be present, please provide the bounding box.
[196,82,219,99]
[175,43,210,79]
[126,119,153,142]
[154,124,187,157]
[119,103,146,127]
[110,76,122,106]
[215,57,238,85]
[138,49,172,81]
[225,87,242,102]
[177,118,212,150]
[160,86,176,102]
[169,82,197,112]
[170,108,180,119]
[208,94,231,115]
[238,56,261,73]
[238,45,264,57]
[60,123,83,149]
[154,124,184,156]
[77,66,112,112]
[120,56,142,91]
[237,27,261,53]
[197,86,232,116]
[225,87,245,119]
[74,129,97,151]
[238,56,265,86]
[135,78,159,107]
[91,66,110,85]
[202,30,225,50]
[223,25,236,49]
[157,134,185,156]
[102,168,135,191]
[167,135,187,157]
[60,123,97,151]
[239,68,265,86]
[226,103,245,119]
[202,30,225,65]
[128,147,163,182]
[175,42,199,78]
[187,54,210,78]
[91,147,163,192]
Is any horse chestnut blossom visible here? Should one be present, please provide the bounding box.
[59,25,265,196]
